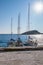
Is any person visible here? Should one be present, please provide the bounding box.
[16,38,23,46]
[35,40,37,48]
[7,38,15,47]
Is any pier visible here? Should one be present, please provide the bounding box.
[0,46,43,52]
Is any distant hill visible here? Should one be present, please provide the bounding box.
[22,30,41,35]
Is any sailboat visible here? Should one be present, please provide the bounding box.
[15,13,23,47]
[7,18,15,47]
[24,3,37,47]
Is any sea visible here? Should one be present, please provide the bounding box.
[0,34,43,47]
[0,34,27,47]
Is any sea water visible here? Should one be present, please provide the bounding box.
[0,34,27,47]
[0,34,43,47]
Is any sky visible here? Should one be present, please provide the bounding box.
[0,0,43,34]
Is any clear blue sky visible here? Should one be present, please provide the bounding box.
[0,0,43,34]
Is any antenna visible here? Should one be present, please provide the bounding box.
[17,13,20,38]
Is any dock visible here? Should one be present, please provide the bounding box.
[0,46,43,52]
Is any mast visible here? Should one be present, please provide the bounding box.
[17,13,20,38]
[26,3,30,40]
[27,3,30,31]
[11,17,13,39]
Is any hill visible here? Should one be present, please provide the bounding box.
[22,30,41,35]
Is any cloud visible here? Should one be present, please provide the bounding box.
[32,2,43,14]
